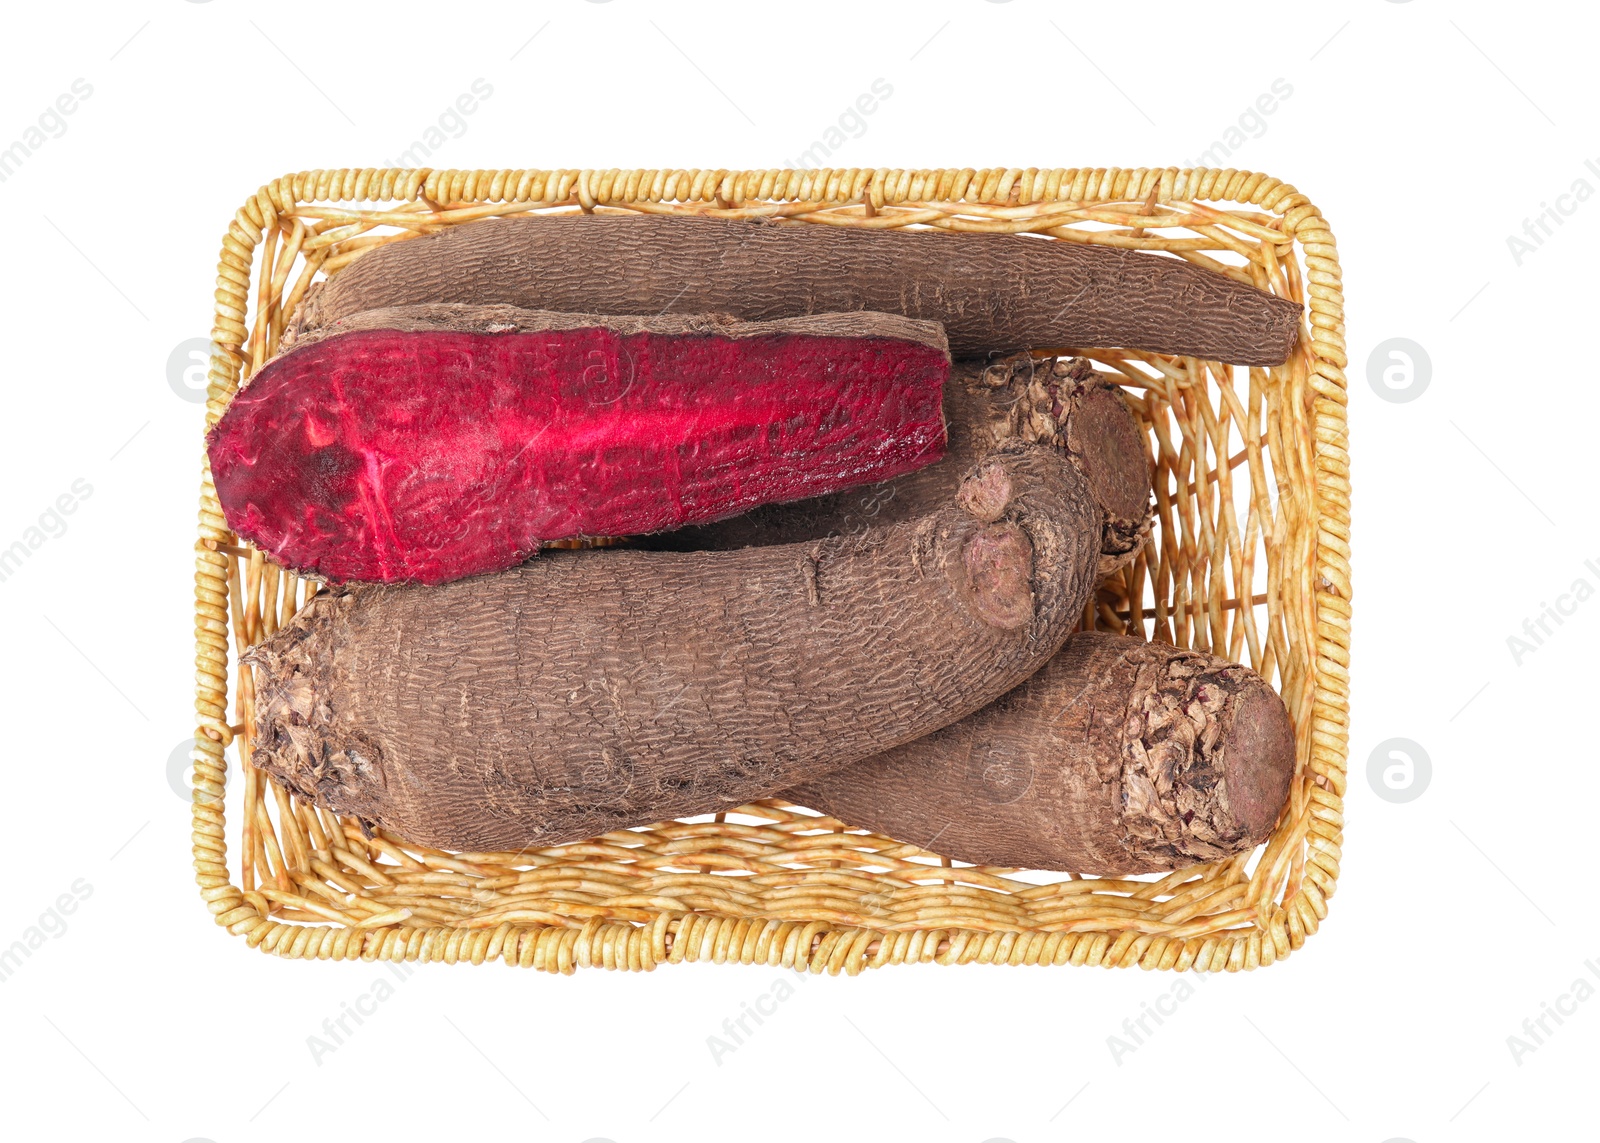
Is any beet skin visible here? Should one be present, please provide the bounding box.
[293,214,1305,366]
[786,632,1297,876]
[207,306,951,585]
[245,443,1103,852]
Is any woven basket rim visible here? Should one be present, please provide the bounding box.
[190,167,1349,975]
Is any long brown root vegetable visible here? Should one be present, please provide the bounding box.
[291,214,1303,366]
[209,305,950,585]
[784,632,1296,875]
[245,442,1102,852]
[648,355,1153,579]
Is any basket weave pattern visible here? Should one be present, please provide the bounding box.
[191,167,1349,974]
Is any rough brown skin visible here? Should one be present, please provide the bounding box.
[646,356,1154,579]
[290,214,1303,366]
[245,442,1102,852]
[785,632,1297,876]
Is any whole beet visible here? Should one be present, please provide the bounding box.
[786,632,1297,875]
[246,442,1102,852]
[292,213,1303,366]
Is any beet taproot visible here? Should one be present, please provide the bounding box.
[290,214,1304,366]
[785,632,1297,875]
[647,355,1153,579]
[208,305,950,585]
[245,441,1102,852]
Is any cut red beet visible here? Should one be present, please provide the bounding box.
[207,306,950,584]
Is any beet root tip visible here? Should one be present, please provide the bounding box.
[962,524,1035,630]
[1220,679,1297,844]
[242,591,388,824]
[956,458,1016,522]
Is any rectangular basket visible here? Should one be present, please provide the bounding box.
[190,166,1349,974]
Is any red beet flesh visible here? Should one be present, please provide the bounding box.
[208,321,950,584]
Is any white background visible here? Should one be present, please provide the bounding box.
[0,1,1593,1140]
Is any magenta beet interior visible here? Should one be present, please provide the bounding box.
[207,327,949,584]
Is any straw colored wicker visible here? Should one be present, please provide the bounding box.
[191,167,1348,975]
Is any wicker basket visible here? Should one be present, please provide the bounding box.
[191,167,1348,974]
